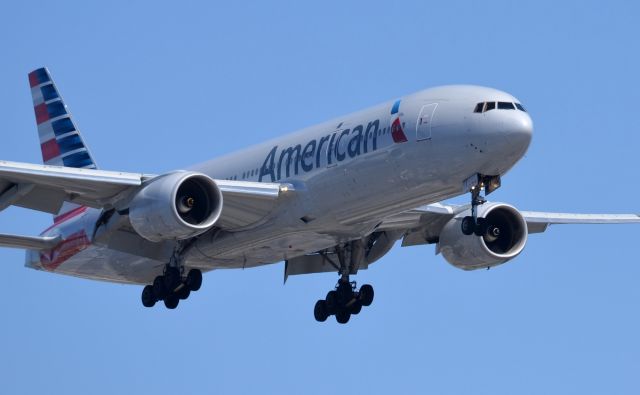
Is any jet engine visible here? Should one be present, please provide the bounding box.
[438,203,528,270]
[128,171,223,242]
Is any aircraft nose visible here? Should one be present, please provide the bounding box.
[502,112,533,151]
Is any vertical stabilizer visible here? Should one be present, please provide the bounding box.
[28,67,97,219]
[28,67,97,169]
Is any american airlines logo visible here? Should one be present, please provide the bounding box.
[259,100,407,182]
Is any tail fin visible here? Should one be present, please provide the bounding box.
[28,67,97,169]
[28,67,97,220]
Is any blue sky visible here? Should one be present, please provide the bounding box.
[1,1,640,394]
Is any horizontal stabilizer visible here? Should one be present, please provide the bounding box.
[0,233,60,250]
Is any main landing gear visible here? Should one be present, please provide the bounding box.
[313,279,374,324]
[313,242,374,324]
[141,267,203,309]
[460,174,500,236]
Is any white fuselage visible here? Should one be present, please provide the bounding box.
[27,85,533,284]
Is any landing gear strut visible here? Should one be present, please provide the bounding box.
[313,243,374,324]
[461,174,500,236]
[140,241,203,309]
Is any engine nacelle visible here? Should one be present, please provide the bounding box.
[129,171,223,242]
[438,203,528,270]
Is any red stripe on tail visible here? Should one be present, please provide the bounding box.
[28,71,40,88]
[34,103,49,124]
[41,139,61,162]
[53,206,88,224]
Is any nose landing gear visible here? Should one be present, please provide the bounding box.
[461,174,501,236]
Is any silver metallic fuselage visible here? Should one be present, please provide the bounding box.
[30,85,533,284]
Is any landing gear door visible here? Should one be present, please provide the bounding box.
[416,103,437,141]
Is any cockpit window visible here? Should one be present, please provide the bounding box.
[498,101,515,110]
[474,101,527,113]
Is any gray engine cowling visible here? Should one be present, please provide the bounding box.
[438,203,528,270]
[128,171,223,242]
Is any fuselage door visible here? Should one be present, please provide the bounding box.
[416,103,437,141]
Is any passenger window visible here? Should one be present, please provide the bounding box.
[498,102,515,110]
[515,103,526,112]
[473,102,484,113]
[485,102,496,111]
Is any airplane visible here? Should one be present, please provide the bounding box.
[1,67,638,324]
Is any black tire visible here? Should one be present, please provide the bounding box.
[153,276,167,300]
[164,295,179,309]
[474,217,487,237]
[314,300,329,322]
[461,216,475,235]
[325,290,338,312]
[335,310,351,324]
[350,300,362,315]
[164,267,181,291]
[176,286,191,300]
[359,284,374,307]
[186,269,203,291]
[141,285,156,308]
[337,282,354,305]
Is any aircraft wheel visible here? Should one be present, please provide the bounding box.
[359,284,374,307]
[461,216,475,235]
[141,285,156,307]
[164,295,179,309]
[325,290,338,313]
[350,300,362,315]
[314,300,329,322]
[164,267,181,291]
[186,269,203,291]
[337,282,353,305]
[177,286,191,300]
[153,276,167,300]
[474,218,487,237]
[335,310,351,324]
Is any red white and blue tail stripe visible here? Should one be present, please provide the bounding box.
[29,67,97,221]
[29,67,97,169]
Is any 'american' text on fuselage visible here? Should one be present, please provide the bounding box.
[259,119,381,182]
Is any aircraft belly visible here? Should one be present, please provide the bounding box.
[189,227,343,269]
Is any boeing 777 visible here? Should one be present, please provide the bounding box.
[2,67,637,323]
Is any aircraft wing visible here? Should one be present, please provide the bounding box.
[0,160,147,213]
[378,203,640,247]
[0,160,291,228]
